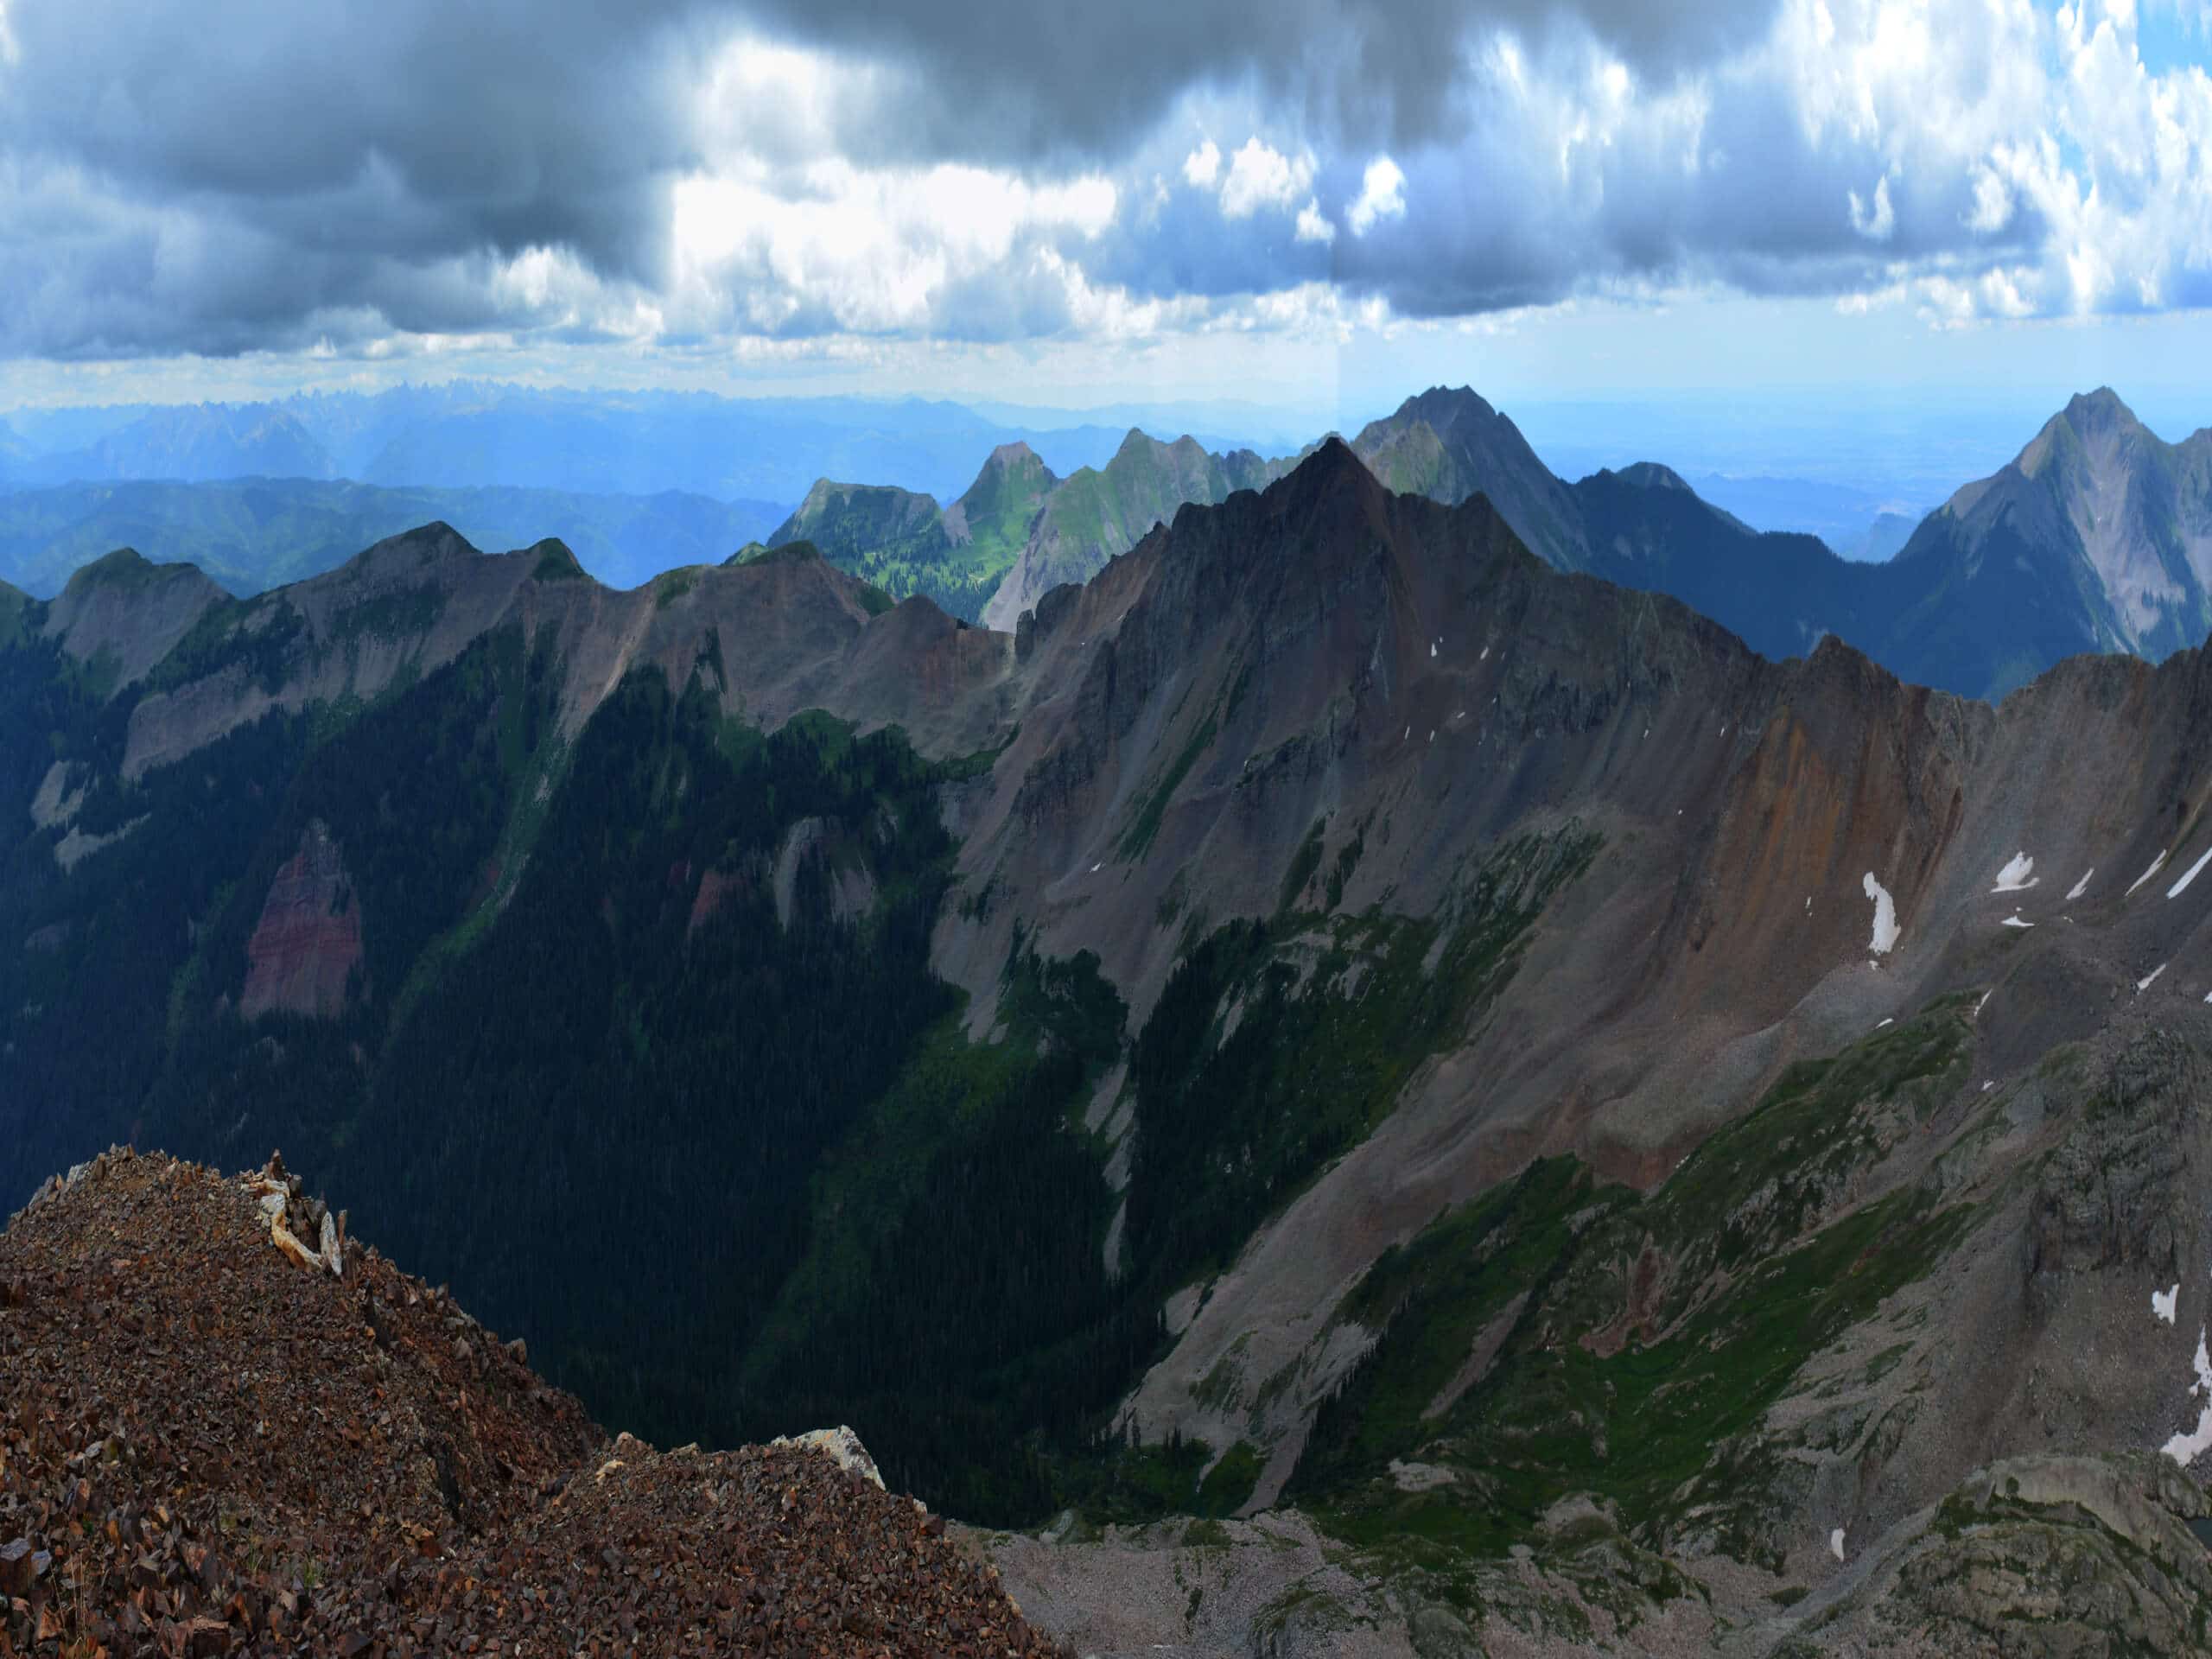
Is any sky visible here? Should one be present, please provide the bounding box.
[2,0,2210,432]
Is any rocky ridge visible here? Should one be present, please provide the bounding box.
[0,1148,1066,1657]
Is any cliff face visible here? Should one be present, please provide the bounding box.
[238,818,363,1020]
[41,548,229,692]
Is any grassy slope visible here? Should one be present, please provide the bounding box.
[1289,999,1979,1591]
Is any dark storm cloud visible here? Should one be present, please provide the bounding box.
[1,0,711,280]
[741,0,1782,162]
[0,0,2193,359]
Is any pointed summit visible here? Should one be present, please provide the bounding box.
[2063,386,2139,434]
[1351,386,1589,570]
[1110,427,1160,463]
[981,440,1042,472]
[1390,385,1503,435]
[1284,432,1372,493]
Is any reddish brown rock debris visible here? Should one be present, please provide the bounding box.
[0,1150,1070,1657]
[238,821,365,1022]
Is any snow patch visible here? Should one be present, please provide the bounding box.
[2155,1285,2180,1325]
[1992,852,2037,893]
[1875,1018,1894,1029]
[2171,842,2212,899]
[1090,862,1101,874]
[1862,874,1900,955]
[2066,868,2094,901]
[1429,640,1438,658]
[1974,990,1993,1018]
[1479,646,1488,660]
[1982,1080,1996,1092]
[2161,1326,2212,1465]
[2139,963,2168,994]
[2001,912,2033,929]
[2127,851,2171,897]
[1829,1528,1846,1562]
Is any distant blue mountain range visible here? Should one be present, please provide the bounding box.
[0,384,1263,505]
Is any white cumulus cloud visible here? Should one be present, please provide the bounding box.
[1182,138,1222,189]
[1294,197,1338,244]
[1219,137,1315,218]
[1348,156,1408,236]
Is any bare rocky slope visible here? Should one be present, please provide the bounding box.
[0,1147,1066,1656]
[12,441,2212,1651]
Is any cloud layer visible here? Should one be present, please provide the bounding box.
[0,0,2207,369]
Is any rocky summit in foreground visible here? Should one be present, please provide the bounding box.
[0,1149,1065,1658]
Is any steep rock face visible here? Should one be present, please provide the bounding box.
[41,548,228,692]
[769,478,949,563]
[918,442,2212,1535]
[118,526,1013,780]
[1879,389,2212,696]
[942,441,1057,548]
[238,817,363,1020]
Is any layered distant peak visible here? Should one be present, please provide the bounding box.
[1350,385,1589,570]
[978,429,1299,631]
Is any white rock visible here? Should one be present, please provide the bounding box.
[769,1426,886,1490]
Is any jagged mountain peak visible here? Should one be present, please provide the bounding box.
[2018,386,2154,480]
[1389,384,1503,431]
[2063,385,2141,433]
